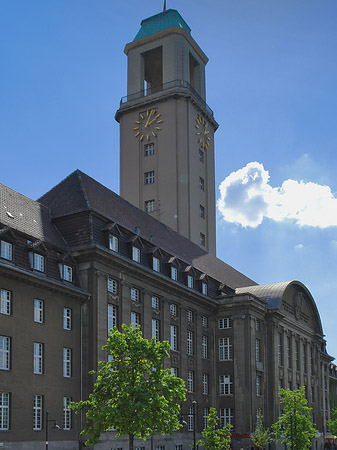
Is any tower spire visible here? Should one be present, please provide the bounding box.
[163,0,166,12]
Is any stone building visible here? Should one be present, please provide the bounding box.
[0,7,333,450]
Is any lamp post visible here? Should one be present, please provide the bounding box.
[45,411,60,450]
[179,401,197,450]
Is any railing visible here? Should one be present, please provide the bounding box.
[120,79,214,117]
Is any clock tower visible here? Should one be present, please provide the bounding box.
[115,9,218,255]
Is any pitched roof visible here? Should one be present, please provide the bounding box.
[38,170,257,289]
[0,183,67,249]
[133,9,191,41]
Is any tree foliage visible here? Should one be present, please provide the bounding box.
[271,386,318,450]
[250,409,272,450]
[328,408,337,436]
[71,325,186,449]
[197,407,232,450]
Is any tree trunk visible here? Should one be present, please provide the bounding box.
[129,433,134,450]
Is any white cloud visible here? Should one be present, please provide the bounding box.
[217,162,337,228]
[294,244,304,250]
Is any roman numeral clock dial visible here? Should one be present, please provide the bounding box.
[134,108,163,141]
[195,114,211,150]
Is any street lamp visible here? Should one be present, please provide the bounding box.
[179,401,197,450]
[45,411,60,450]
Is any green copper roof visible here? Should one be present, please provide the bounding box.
[134,9,191,41]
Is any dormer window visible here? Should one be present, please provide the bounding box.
[132,246,141,263]
[109,235,119,252]
[34,253,45,272]
[187,275,193,289]
[63,265,73,283]
[202,282,208,296]
[0,241,12,261]
[153,257,160,272]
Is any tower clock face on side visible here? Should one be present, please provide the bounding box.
[195,114,211,150]
[134,108,163,142]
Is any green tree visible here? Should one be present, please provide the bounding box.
[272,386,318,450]
[197,407,232,450]
[71,324,186,450]
[250,409,272,450]
[328,408,337,436]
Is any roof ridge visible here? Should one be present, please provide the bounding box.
[77,170,91,210]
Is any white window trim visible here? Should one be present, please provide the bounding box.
[132,246,141,263]
[34,342,43,374]
[108,304,117,331]
[63,397,72,430]
[0,392,9,430]
[109,235,119,252]
[63,307,72,330]
[0,289,11,315]
[0,336,10,370]
[34,299,44,323]
[63,348,72,378]
[0,241,13,261]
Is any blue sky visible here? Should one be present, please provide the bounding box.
[1,0,337,359]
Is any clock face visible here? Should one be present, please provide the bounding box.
[134,108,163,141]
[195,114,211,150]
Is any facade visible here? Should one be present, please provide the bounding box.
[329,363,337,411]
[0,8,333,450]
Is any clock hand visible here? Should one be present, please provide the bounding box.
[145,110,155,128]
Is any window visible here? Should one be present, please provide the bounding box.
[256,375,261,395]
[152,319,160,341]
[170,303,177,316]
[33,395,43,430]
[200,233,206,247]
[0,392,9,430]
[295,341,299,371]
[108,304,117,331]
[34,299,44,323]
[220,408,233,427]
[187,370,194,392]
[202,373,209,395]
[63,308,72,330]
[0,337,10,370]
[108,278,118,294]
[198,149,204,163]
[170,325,178,351]
[109,235,119,252]
[63,265,73,282]
[171,267,178,281]
[144,142,155,156]
[187,310,194,322]
[303,343,307,373]
[63,348,72,377]
[132,246,141,263]
[131,312,140,329]
[33,253,45,272]
[202,335,208,359]
[218,317,232,329]
[255,319,260,332]
[187,275,193,289]
[171,367,178,377]
[202,282,208,296]
[0,241,12,261]
[200,205,205,218]
[63,397,72,430]
[202,315,208,328]
[145,171,155,185]
[175,446,183,450]
[130,287,140,302]
[0,289,11,315]
[151,296,159,309]
[199,177,205,191]
[219,375,233,395]
[278,333,283,366]
[219,337,232,361]
[153,257,160,272]
[34,343,43,374]
[203,407,209,429]
[188,406,194,431]
[145,200,155,213]
[286,336,291,369]
[255,338,261,363]
[187,330,193,355]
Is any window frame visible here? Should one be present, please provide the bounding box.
[187,275,193,289]
[187,330,193,355]
[151,296,159,309]
[34,299,44,323]
[109,235,119,252]
[130,287,140,302]
[0,336,10,370]
[108,304,117,331]
[152,318,160,341]
[144,142,155,156]
[63,307,72,331]
[132,246,141,263]
[63,396,72,430]
[219,337,232,361]
[0,241,13,261]
[171,266,178,281]
[63,348,72,378]
[170,324,178,351]
[33,395,43,431]
[33,342,43,375]
[0,289,11,315]
[202,335,208,359]
[131,311,140,329]
[33,253,45,272]
[145,199,155,213]
[144,171,155,185]
[63,264,73,282]
[0,392,9,430]
[108,278,118,294]
[152,256,160,272]
[219,374,233,395]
